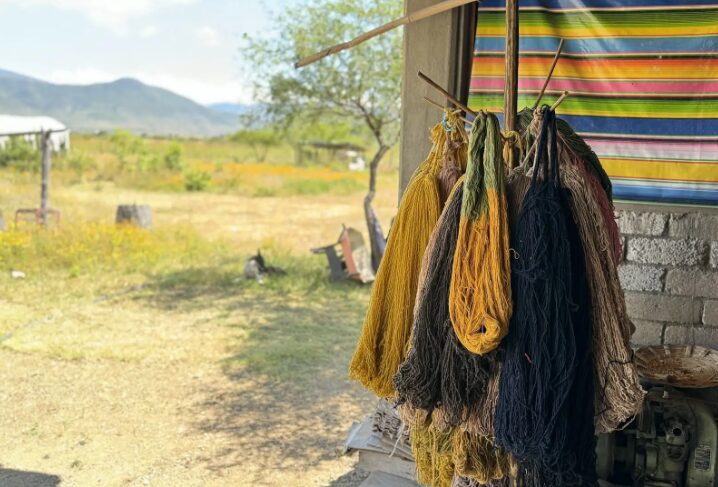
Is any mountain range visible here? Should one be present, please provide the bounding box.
[0,68,243,137]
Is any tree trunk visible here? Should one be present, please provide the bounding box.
[116,204,153,229]
[364,144,390,271]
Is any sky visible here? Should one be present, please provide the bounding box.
[0,0,301,105]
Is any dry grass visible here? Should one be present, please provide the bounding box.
[0,156,398,486]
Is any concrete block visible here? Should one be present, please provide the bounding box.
[669,213,718,240]
[630,320,664,347]
[626,238,707,267]
[704,300,718,327]
[617,211,667,236]
[618,264,665,292]
[664,325,718,349]
[624,292,702,324]
[665,269,718,299]
[711,242,718,269]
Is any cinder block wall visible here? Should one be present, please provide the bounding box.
[617,205,718,348]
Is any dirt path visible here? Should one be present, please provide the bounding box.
[0,178,396,486]
[0,282,375,486]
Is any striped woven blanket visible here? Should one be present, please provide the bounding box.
[469,0,718,205]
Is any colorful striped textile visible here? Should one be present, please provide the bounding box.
[468,0,718,205]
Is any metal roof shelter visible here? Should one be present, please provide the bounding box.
[0,114,71,151]
[0,115,69,226]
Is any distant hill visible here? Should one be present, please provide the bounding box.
[207,102,251,116]
[0,69,240,137]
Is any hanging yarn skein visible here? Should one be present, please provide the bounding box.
[494,109,597,485]
[394,180,465,414]
[395,154,503,431]
[350,112,467,397]
[448,111,512,355]
[559,150,645,433]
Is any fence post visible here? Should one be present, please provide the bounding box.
[40,130,52,226]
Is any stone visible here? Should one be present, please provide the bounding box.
[665,269,718,299]
[616,211,667,236]
[618,264,665,292]
[624,292,702,324]
[626,238,707,267]
[669,213,718,240]
[630,320,664,347]
[704,300,718,327]
[664,325,718,349]
[711,242,718,269]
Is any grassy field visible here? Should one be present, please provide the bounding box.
[0,135,399,486]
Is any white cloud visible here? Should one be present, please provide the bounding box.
[195,25,221,47]
[5,0,197,33]
[48,67,254,105]
[139,25,158,38]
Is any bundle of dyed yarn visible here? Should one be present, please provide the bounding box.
[350,111,468,397]
[349,106,643,487]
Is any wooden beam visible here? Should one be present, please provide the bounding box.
[503,0,519,132]
[295,0,478,68]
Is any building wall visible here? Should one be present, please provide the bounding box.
[618,204,718,349]
[398,0,475,196]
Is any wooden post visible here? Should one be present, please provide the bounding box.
[503,0,519,132]
[40,131,51,226]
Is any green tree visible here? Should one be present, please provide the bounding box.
[242,0,402,248]
[230,128,281,162]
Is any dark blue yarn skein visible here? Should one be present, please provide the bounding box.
[494,108,597,486]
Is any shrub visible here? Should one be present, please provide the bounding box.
[183,169,212,191]
[0,137,38,170]
[163,143,183,171]
[64,152,96,179]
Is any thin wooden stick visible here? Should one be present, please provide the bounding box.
[418,71,477,118]
[532,38,565,110]
[295,0,478,68]
[423,97,474,125]
[551,90,570,110]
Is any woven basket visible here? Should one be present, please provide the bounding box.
[635,345,718,388]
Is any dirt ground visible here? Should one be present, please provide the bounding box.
[0,181,398,486]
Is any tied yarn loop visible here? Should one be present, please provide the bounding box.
[449,111,512,355]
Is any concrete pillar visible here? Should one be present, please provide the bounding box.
[398,0,475,196]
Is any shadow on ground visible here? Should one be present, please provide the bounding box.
[0,469,61,487]
[136,260,376,484]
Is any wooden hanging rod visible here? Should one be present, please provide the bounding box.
[295,0,478,68]
[551,91,570,111]
[418,71,477,118]
[532,38,565,110]
[423,97,474,126]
